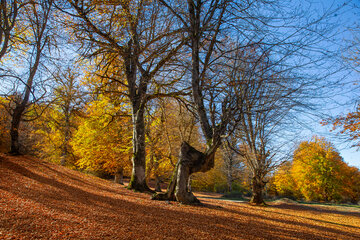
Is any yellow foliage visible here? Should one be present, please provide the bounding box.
[0,97,10,152]
[145,99,201,182]
[291,136,344,201]
[72,96,132,175]
[191,153,228,193]
[272,161,297,198]
[272,136,360,203]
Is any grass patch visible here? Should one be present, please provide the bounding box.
[297,201,360,209]
[221,192,248,201]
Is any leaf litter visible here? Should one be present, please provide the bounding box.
[1,154,360,240]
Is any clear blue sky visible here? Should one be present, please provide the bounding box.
[292,0,359,168]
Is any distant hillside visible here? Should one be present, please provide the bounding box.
[1,154,360,239]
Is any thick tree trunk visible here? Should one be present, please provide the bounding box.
[114,168,124,185]
[152,141,215,204]
[187,175,192,193]
[8,6,45,155]
[128,106,152,192]
[9,105,24,155]
[250,176,266,205]
[175,160,200,204]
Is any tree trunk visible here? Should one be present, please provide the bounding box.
[187,175,192,193]
[250,176,266,205]
[227,174,233,193]
[61,107,71,166]
[9,105,24,155]
[152,141,215,204]
[114,168,124,185]
[227,162,233,192]
[151,162,178,201]
[128,106,152,192]
[154,175,162,192]
[8,1,47,155]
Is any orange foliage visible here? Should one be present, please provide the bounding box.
[322,104,360,148]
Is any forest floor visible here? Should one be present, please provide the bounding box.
[1,154,360,240]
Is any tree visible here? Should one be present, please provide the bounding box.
[221,137,244,193]
[0,0,23,61]
[72,95,132,182]
[272,136,360,203]
[292,136,344,202]
[63,0,186,192]
[3,0,54,155]
[152,0,248,204]
[340,164,360,204]
[145,98,201,192]
[33,65,84,165]
[151,0,346,204]
[0,96,10,152]
[229,45,300,205]
[272,161,297,198]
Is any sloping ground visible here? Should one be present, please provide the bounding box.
[1,154,360,240]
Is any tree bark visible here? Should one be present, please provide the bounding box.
[154,175,162,192]
[9,0,52,155]
[9,105,23,155]
[152,141,215,204]
[0,0,18,61]
[61,109,71,166]
[227,172,233,192]
[114,168,124,185]
[250,175,266,205]
[128,106,152,192]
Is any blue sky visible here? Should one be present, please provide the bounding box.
[284,0,360,168]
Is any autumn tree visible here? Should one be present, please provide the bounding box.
[145,98,201,191]
[53,66,84,165]
[271,161,297,198]
[62,0,186,192]
[72,95,132,183]
[292,137,345,201]
[272,136,360,203]
[340,164,360,204]
[150,0,346,204]
[0,0,24,61]
[33,65,84,165]
[221,137,244,193]
[191,152,228,193]
[1,0,54,155]
[0,97,10,151]
[152,0,251,204]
